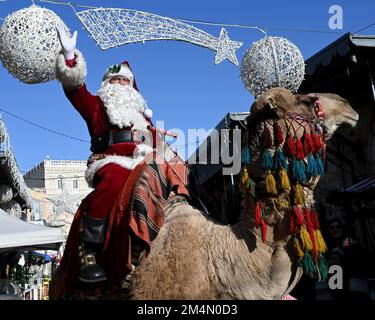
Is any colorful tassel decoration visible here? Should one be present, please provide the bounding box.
[265,170,278,195]
[295,137,305,161]
[306,153,318,177]
[255,202,262,227]
[291,157,307,182]
[303,252,316,274]
[311,132,323,155]
[305,208,318,260]
[293,206,306,227]
[262,125,273,149]
[302,129,314,155]
[241,145,251,165]
[315,153,325,176]
[241,167,249,185]
[261,149,274,171]
[261,219,267,242]
[294,238,305,259]
[279,168,291,191]
[273,122,284,146]
[294,183,305,206]
[289,214,296,233]
[315,229,328,254]
[284,133,296,157]
[273,147,288,171]
[318,254,329,282]
[300,226,313,252]
[312,210,321,229]
[246,177,256,198]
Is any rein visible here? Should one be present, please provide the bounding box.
[241,100,329,281]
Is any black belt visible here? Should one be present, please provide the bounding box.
[90,130,134,153]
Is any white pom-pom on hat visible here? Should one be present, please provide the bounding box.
[144,108,153,119]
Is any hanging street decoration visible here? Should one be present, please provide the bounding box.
[0,4,69,84]
[75,8,243,65]
[240,36,305,97]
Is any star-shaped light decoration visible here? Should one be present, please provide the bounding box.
[215,28,243,65]
[76,8,243,66]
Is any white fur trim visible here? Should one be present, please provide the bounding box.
[103,64,134,86]
[55,49,87,89]
[85,144,153,187]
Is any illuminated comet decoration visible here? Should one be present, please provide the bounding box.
[75,8,243,65]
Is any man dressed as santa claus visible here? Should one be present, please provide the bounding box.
[55,24,155,285]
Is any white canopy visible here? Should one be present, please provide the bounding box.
[0,209,65,252]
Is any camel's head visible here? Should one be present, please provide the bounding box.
[309,93,359,140]
[250,87,359,140]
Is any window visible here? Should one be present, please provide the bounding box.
[57,176,63,189]
[73,176,78,189]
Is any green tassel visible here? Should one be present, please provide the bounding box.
[246,177,256,198]
[241,145,251,165]
[303,252,316,275]
[318,254,329,282]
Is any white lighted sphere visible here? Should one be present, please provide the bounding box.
[241,36,305,97]
[0,5,68,84]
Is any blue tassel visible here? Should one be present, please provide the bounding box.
[306,153,318,177]
[291,157,307,182]
[261,149,273,171]
[273,147,288,171]
[315,153,325,176]
[241,145,251,165]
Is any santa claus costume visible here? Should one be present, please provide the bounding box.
[52,37,157,292]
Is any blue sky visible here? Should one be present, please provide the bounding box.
[1,0,375,174]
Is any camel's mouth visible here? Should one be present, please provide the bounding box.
[343,111,359,127]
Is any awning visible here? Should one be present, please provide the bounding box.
[345,176,375,192]
[0,209,65,252]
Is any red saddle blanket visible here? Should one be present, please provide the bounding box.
[49,151,189,299]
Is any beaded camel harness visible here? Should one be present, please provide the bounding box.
[241,99,329,281]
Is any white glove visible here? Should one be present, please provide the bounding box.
[56,23,77,60]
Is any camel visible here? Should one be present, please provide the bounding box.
[128,87,359,300]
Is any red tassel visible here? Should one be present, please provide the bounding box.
[289,212,296,233]
[262,126,273,149]
[293,206,306,227]
[261,219,267,242]
[305,208,318,260]
[295,138,305,160]
[273,122,284,146]
[302,129,313,155]
[255,202,262,227]
[284,133,296,157]
[311,133,322,155]
[312,209,320,230]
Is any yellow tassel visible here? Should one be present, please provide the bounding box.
[315,229,328,254]
[265,170,278,195]
[294,182,305,205]
[300,226,313,252]
[294,238,304,258]
[241,167,249,185]
[275,198,290,210]
[279,168,291,190]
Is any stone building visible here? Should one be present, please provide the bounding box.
[24,160,92,237]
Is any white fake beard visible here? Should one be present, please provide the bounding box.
[97,82,149,130]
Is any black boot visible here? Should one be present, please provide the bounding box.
[78,241,107,283]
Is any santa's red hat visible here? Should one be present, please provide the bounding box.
[102,61,139,91]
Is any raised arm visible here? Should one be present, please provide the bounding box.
[55,23,100,122]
